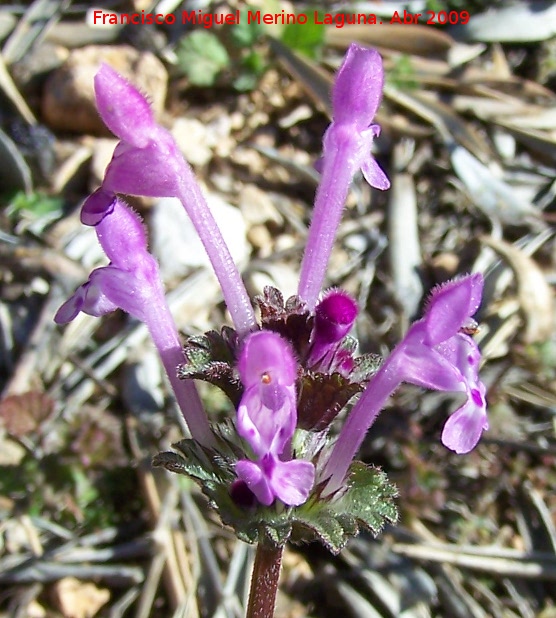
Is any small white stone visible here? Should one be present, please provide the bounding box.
[150,194,248,280]
[171,118,212,167]
[239,185,282,226]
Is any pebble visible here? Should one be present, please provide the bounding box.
[239,185,283,226]
[171,118,212,167]
[90,137,118,185]
[247,224,273,255]
[42,45,167,134]
[150,194,248,281]
[172,114,234,164]
[248,264,299,300]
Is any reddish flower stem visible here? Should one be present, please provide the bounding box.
[246,543,284,618]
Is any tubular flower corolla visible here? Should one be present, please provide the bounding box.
[235,331,315,506]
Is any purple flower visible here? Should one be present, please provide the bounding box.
[329,44,390,191]
[298,44,390,310]
[440,337,487,454]
[81,66,189,225]
[55,197,214,447]
[395,275,488,454]
[236,455,315,508]
[322,274,488,494]
[55,197,159,323]
[307,289,358,369]
[235,331,315,506]
[82,64,256,335]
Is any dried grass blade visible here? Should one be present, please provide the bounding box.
[522,482,556,554]
[458,1,556,43]
[268,37,332,116]
[181,491,223,615]
[2,0,70,64]
[0,54,36,124]
[480,235,555,344]
[392,543,556,579]
[127,423,188,611]
[388,169,423,324]
[0,562,144,586]
[503,382,556,408]
[326,24,454,57]
[451,146,540,225]
[493,124,556,162]
[384,86,491,159]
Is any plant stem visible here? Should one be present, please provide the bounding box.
[298,138,356,311]
[321,353,402,495]
[145,294,215,448]
[176,182,257,337]
[246,542,284,618]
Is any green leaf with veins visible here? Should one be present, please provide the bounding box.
[153,424,397,552]
[176,31,230,86]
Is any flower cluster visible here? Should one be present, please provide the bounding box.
[56,43,488,546]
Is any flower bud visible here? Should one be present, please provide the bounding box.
[308,289,357,367]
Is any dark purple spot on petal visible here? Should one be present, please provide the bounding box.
[471,388,483,406]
